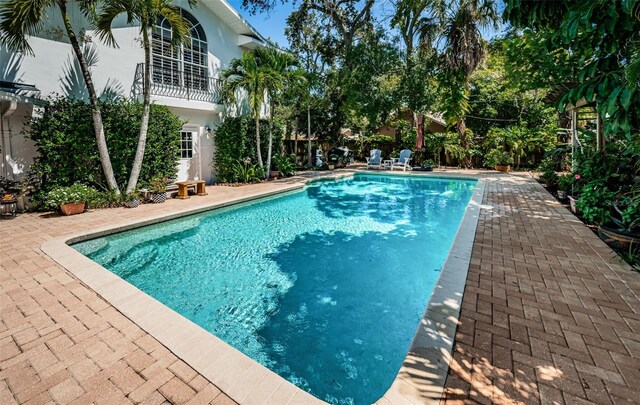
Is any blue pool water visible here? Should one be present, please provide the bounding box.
[73,174,476,404]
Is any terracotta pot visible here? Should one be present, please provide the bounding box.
[60,202,85,216]
[495,164,511,172]
[568,195,579,214]
[270,170,280,179]
[598,226,640,249]
[328,165,335,170]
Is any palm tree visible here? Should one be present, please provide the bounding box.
[439,0,497,167]
[0,0,120,193]
[222,52,270,169]
[96,0,194,193]
[255,48,305,177]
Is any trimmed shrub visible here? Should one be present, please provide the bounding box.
[213,116,282,183]
[26,97,183,206]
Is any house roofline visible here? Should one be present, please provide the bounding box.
[200,0,270,46]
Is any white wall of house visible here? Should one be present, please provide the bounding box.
[0,103,38,180]
[0,0,266,184]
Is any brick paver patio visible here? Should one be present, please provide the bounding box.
[0,180,308,405]
[442,175,640,404]
[1,171,639,404]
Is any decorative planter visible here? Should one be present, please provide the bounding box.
[328,165,335,170]
[598,226,640,249]
[413,166,433,172]
[270,171,280,179]
[568,195,579,214]
[1,197,17,218]
[60,202,85,216]
[123,199,140,208]
[150,193,167,204]
[495,164,511,172]
[557,190,567,200]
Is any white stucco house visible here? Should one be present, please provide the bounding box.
[0,0,269,184]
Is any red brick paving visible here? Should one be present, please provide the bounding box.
[3,172,640,404]
[442,175,640,405]
[0,183,298,404]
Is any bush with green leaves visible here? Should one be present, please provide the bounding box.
[576,181,616,225]
[537,157,559,185]
[557,174,573,192]
[45,184,101,210]
[27,97,183,208]
[148,177,168,193]
[232,159,264,183]
[272,154,296,177]
[213,116,282,183]
[484,148,513,167]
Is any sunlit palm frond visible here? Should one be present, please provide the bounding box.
[0,0,53,55]
[97,0,192,50]
[155,3,190,49]
[95,0,130,48]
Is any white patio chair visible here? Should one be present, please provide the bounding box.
[366,149,383,170]
[391,149,413,171]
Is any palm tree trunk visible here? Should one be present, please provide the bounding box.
[456,119,471,168]
[293,117,298,166]
[255,114,263,168]
[60,3,119,194]
[126,27,151,193]
[307,105,312,166]
[266,102,274,178]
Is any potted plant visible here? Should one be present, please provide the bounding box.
[536,157,559,189]
[598,191,640,248]
[484,149,513,172]
[422,159,434,171]
[148,177,168,203]
[337,155,349,168]
[123,191,141,208]
[557,174,572,201]
[45,184,98,215]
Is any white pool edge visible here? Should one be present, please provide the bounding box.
[41,171,485,405]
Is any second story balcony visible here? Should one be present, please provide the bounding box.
[133,63,222,104]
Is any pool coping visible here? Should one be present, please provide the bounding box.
[40,170,485,404]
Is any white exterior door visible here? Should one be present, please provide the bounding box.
[177,128,199,181]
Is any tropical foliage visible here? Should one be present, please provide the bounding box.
[213,116,282,183]
[0,0,120,192]
[26,98,182,209]
[96,0,195,193]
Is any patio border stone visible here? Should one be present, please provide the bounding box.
[39,169,484,404]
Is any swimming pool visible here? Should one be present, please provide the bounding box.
[73,174,476,404]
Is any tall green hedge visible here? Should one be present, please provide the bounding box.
[27,97,183,199]
[214,116,282,183]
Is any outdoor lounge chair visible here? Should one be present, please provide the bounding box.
[391,149,412,171]
[366,149,383,170]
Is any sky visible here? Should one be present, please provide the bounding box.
[226,0,506,49]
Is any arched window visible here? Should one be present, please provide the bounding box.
[152,10,208,90]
